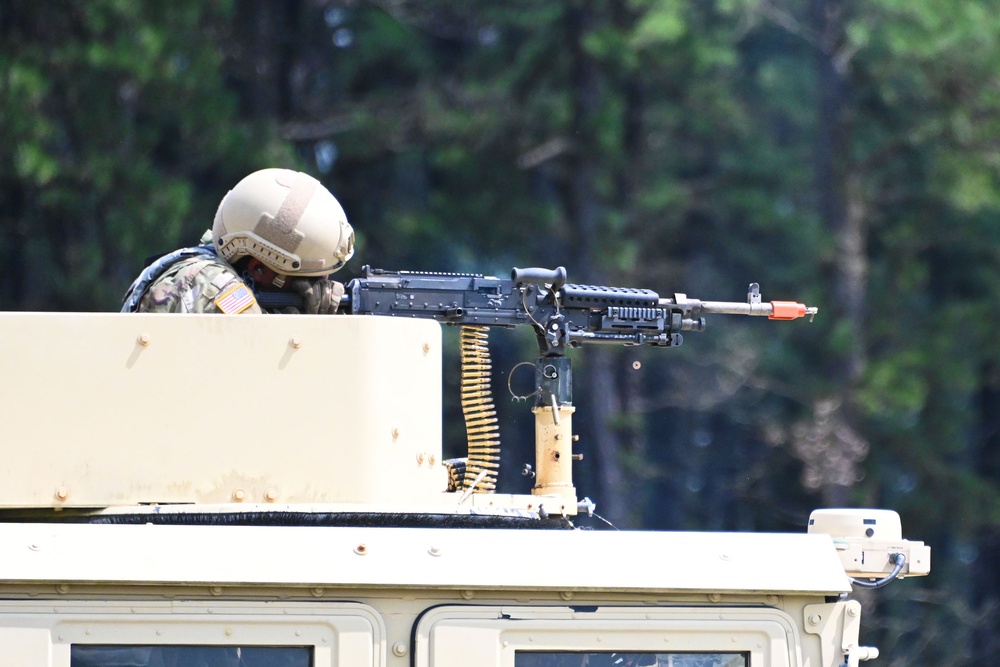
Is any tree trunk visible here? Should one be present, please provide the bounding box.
[563,3,633,527]
[972,361,1000,658]
[809,0,868,507]
[234,0,301,120]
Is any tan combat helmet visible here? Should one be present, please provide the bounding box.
[213,168,355,276]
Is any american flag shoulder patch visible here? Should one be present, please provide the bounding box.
[214,283,257,314]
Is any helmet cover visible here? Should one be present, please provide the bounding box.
[213,168,354,276]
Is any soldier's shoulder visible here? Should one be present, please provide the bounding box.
[146,255,236,296]
[141,256,259,314]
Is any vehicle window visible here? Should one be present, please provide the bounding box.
[70,645,311,667]
[514,653,747,667]
[418,605,793,667]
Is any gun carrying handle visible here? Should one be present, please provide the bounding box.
[512,266,567,289]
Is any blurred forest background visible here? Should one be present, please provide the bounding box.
[3,0,1000,663]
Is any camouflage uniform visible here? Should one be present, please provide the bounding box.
[122,246,261,314]
[136,256,262,314]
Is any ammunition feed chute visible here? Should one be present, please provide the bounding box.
[458,325,500,492]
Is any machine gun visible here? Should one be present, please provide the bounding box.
[259,266,817,503]
[262,265,816,350]
[335,265,815,349]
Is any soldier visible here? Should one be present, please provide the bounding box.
[121,168,354,314]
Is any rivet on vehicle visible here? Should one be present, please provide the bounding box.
[429,454,437,466]
[808,614,822,626]
[392,427,400,441]
[461,590,475,599]
[766,594,779,605]
[719,553,731,561]
[416,452,425,464]
[560,591,575,601]
[289,336,302,349]
[55,584,70,595]
[422,343,431,355]
[354,544,368,556]
[232,489,246,502]
[28,543,40,552]
[311,587,325,597]
[137,333,151,347]
[392,642,408,657]
[209,586,223,596]
[428,545,442,557]
[264,488,278,502]
[55,487,69,502]
[708,593,722,602]
[225,628,233,637]
[847,605,859,617]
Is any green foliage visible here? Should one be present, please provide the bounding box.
[628,3,687,48]
[0,0,296,310]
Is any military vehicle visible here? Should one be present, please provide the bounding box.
[0,268,929,667]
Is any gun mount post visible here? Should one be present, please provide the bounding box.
[531,356,576,501]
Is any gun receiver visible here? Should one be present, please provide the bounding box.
[258,266,817,504]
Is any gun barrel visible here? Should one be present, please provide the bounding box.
[662,297,818,321]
